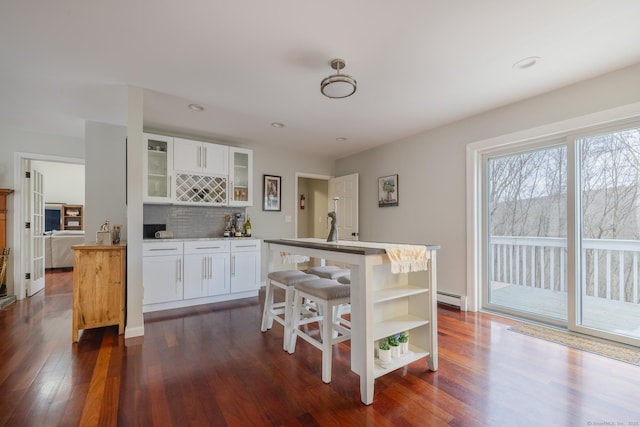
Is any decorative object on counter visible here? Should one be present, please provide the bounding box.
[262,174,281,211]
[112,224,122,244]
[385,245,430,274]
[378,174,399,207]
[234,213,242,236]
[96,220,112,246]
[327,197,339,242]
[378,340,391,362]
[243,216,252,237]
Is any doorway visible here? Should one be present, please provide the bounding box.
[13,153,84,300]
[296,174,330,269]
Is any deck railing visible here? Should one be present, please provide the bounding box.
[490,236,640,304]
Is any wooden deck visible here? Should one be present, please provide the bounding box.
[490,282,640,338]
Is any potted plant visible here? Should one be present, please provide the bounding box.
[378,340,391,362]
[399,332,409,354]
[388,335,400,358]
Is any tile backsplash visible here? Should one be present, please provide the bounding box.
[144,204,245,238]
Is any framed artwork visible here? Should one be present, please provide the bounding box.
[263,174,282,211]
[378,174,399,207]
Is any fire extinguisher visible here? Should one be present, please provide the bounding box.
[300,194,305,210]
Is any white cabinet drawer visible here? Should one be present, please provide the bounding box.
[143,241,183,256]
[231,239,261,252]
[184,240,230,254]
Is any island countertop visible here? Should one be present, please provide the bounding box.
[264,238,440,255]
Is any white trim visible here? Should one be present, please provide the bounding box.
[466,101,640,313]
[12,152,84,300]
[124,326,144,339]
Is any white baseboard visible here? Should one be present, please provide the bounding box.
[125,325,145,339]
[437,291,468,311]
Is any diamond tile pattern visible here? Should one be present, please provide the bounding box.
[176,173,228,205]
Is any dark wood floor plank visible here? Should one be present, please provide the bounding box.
[1,269,640,427]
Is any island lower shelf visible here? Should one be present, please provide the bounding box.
[374,344,430,378]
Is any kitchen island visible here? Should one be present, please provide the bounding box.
[265,238,439,405]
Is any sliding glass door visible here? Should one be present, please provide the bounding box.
[482,122,640,346]
[575,125,640,343]
[485,144,568,323]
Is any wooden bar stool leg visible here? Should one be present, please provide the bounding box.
[260,280,275,332]
[321,299,333,383]
[282,285,294,351]
[288,291,302,354]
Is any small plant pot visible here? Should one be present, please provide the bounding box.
[390,344,400,358]
[400,341,409,354]
[378,348,391,362]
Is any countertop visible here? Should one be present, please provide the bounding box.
[143,237,260,242]
[265,238,439,255]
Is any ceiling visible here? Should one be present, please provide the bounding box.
[2,1,640,160]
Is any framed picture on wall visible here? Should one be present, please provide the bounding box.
[378,174,399,207]
[263,174,282,211]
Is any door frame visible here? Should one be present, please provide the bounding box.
[466,101,640,313]
[12,152,84,300]
[294,172,332,239]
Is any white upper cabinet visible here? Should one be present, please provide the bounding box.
[173,137,229,176]
[143,133,174,203]
[229,147,253,207]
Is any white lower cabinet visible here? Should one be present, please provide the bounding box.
[142,241,184,305]
[143,239,261,312]
[183,241,230,299]
[230,239,261,293]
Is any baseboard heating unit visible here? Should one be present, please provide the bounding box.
[437,291,467,311]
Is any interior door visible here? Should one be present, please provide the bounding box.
[328,173,359,241]
[28,165,45,296]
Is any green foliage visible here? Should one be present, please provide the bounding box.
[398,332,408,343]
[387,336,399,347]
[379,341,390,350]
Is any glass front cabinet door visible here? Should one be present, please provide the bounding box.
[229,147,253,207]
[143,133,174,203]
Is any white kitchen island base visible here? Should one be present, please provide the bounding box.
[265,238,438,405]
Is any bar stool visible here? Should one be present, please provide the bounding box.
[307,265,350,280]
[337,275,351,285]
[288,278,351,383]
[261,270,319,350]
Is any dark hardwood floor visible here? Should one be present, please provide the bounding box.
[1,270,639,426]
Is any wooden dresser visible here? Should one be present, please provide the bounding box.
[72,243,126,342]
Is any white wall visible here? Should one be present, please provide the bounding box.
[335,62,640,303]
[0,126,84,296]
[31,161,85,205]
[85,122,127,240]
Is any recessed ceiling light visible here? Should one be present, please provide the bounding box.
[271,122,285,128]
[336,137,348,142]
[512,56,541,70]
[188,103,205,112]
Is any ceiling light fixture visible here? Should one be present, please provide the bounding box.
[321,59,357,99]
[512,56,541,70]
[188,103,205,111]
